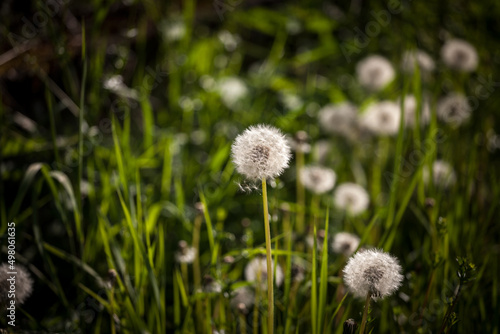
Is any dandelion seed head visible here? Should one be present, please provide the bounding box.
[398,95,431,128]
[401,49,435,73]
[230,286,254,313]
[356,55,395,91]
[218,77,249,109]
[0,263,33,306]
[423,160,457,188]
[175,240,196,264]
[318,102,359,138]
[232,125,291,181]
[244,257,283,290]
[343,249,403,300]
[437,93,471,125]
[300,166,336,194]
[360,101,401,136]
[441,39,478,72]
[305,229,326,251]
[203,275,222,293]
[332,232,360,257]
[333,183,370,216]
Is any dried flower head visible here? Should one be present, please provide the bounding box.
[356,55,395,91]
[360,101,401,136]
[333,183,370,216]
[437,93,471,126]
[232,125,291,181]
[318,102,359,138]
[175,240,196,264]
[332,232,360,257]
[300,166,337,194]
[230,286,254,314]
[398,95,431,128]
[0,263,33,306]
[401,49,435,73]
[441,39,478,72]
[244,257,283,290]
[343,249,403,300]
[218,77,249,109]
[423,160,457,188]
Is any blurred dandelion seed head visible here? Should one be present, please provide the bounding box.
[333,183,370,216]
[318,102,359,138]
[423,160,457,188]
[300,166,336,194]
[332,232,360,257]
[232,124,291,181]
[356,55,395,91]
[244,257,284,290]
[398,95,431,128]
[218,77,249,110]
[175,241,196,264]
[401,49,435,73]
[441,38,478,72]
[230,286,254,313]
[437,93,471,126]
[0,263,33,306]
[361,101,401,136]
[343,249,403,300]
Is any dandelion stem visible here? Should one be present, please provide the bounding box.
[359,292,372,334]
[239,311,248,334]
[193,214,203,327]
[296,150,305,234]
[262,177,274,334]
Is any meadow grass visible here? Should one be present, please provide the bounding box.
[1,1,500,333]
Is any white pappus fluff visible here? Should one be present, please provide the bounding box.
[300,166,337,194]
[333,183,370,216]
[332,232,360,257]
[244,257,284,290]
[343,249,403,300]
[441,38,478,72]
[231,124,291,181]
[356,55,395,91]
[360,101,401,136]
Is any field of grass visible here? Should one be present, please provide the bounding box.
[1,0,500,333]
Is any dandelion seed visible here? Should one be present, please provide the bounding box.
[401,49,435,73]
[300,166,336,194]
[437,93,471,125]
[356,55,395,91]
[175,240,196,264]
[0,263,33,306]
[232,124,291,181]
[441,38,478,72]
[398,95,431,128]
[343,249,403,300]
[218,77,249,110]
[332,232,360,257]
[230,286,254,312]
[360,101,401,136]
[333,183,370,216]
[244,257,284,290]
[203,275,222,293]
[318,102,359,138]
[423,160,456,188]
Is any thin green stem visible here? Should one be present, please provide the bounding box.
[359,292,372,334]
[262,177,274,334]
[296,150,305,234]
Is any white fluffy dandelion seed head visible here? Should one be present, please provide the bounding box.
[401,49,435,73]
[288,131,311,153]
[333,183,370,216]
[244,257,284,290]
[356,55,395,91]
[343,249,403,300]
[360,101,401,136]
[300,166,337,194]
[423,160,457,188]
[441,39,478,72]
[0,263,33,306]
[437,93,471,125]
[398,95,431,128]
[218,77,249,109]
[175,241,196,264]
[230,286,254,312]
[332,232,360,257]
[318,102,359,138]
[231,124,291,181]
